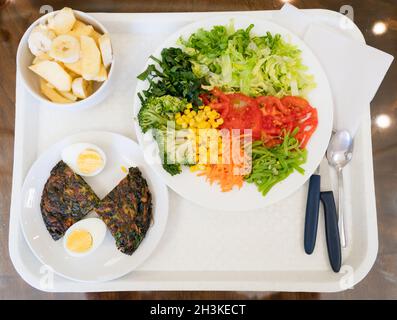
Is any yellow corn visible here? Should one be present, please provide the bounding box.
[177,103,225,166]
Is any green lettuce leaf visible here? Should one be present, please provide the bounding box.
[179,23,316,97]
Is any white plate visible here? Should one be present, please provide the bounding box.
[20,131,169,282]
[133,16,333,211]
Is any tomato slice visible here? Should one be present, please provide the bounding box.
[221,104,262,140]
[257,96,289,115]
[281,96,311,111]
[206,90,318,148]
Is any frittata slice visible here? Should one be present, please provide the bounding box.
[95,167,153,255]
[40,161,100,240]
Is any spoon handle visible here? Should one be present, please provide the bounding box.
[338,168,347,248]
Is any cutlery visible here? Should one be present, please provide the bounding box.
[304,160,342,273]
[326,130,354,248]
[304,167,320,254]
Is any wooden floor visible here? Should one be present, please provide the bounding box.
[0,0,396,299]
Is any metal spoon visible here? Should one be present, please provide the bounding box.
[326,130,354,248]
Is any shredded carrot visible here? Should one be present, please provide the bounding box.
[195,131,250,192]
[197,162,245,192]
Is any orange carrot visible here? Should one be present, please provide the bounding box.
[197,163,245,192]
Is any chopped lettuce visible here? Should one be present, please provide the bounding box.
[179,23,316,98]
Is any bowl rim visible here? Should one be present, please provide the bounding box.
[16,9,115,110]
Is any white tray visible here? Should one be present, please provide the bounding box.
[9,9,378,292]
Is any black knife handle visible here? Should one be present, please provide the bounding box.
[304,174,321,254]
[321,191,342,273]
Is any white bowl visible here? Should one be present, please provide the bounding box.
[17,9,115,111]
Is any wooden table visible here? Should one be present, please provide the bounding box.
[1,0,396,299]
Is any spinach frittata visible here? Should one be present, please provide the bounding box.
[40,161,100,240]
[95,167,153,255]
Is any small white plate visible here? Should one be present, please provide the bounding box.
[20,131,169,282]
[133,16,333,211]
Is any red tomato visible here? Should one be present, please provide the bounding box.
[205,90,318,148]
[222,105,262,140]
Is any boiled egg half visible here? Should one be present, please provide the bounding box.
[63,218,107,257]
[61,142,106,176]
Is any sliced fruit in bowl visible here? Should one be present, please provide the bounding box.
[18,7,115,109]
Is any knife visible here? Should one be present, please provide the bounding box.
[304,167,320,254]
[304,159,342,273]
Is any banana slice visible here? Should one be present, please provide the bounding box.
[47,7,76,35]
[40,79,72,103]
[49,35,80,63]
[64,60,82,76]
[29,60,72,92]
[80,35,101,80]
[98,34,112,69]
[93,64,107,82]
[28,25,56,56]
[72,77,93,99]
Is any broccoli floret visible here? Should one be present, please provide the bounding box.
[137,95,189,176]
[137,95,186,133]
[137,103,167,133]
[159,95,186,113]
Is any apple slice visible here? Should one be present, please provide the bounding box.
[68,20,96,38]
[93,64,107,82]
[29,60,72,92]
[98,34,112,69]
[59,90,78,101]
[64,60,82,76]
[72,77,93,99]
[32,52,53,64]
[90,30,102,44]
[80,35,101,80]
[40,79,72,103]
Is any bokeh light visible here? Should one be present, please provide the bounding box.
[372,21,387,35]
[375,114,391,129]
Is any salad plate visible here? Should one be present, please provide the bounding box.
[20,131,169,282]
[133,16,333,211]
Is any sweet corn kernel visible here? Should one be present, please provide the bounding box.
[178,104,223,166]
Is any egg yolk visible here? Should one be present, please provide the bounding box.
[77,149,104,174]
[66,229,93,253]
